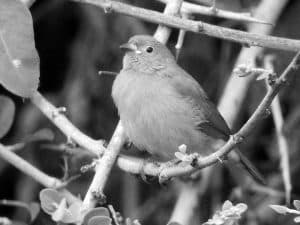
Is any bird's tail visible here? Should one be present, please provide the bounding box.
[229,149,266,185]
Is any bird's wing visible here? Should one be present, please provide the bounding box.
[167,66,231,140]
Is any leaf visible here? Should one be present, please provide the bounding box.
[67,201,82,223]
[269,205,290,215]
[294,216,300,223]
[234,203,248,213]
[0,95,15,138]
[82,207,110,225]
[88,216,112,225]
[177,144,187,153]
[23,128,54,143]
[39,188,63,214]
[28,202,40,222]
[294,200,300,211]
[0,0,40,97]
[222,200,233,210]
[51,198,74,223]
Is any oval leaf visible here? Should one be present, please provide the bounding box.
[0,0,40,97]
[235,203,248,213]
[39,188,63,214]
[294,216,300,223]
[88,216,112,225]
[294,200,300,211]
[82,207,110,225]
[67,201,82,223]
[269,205,289,215]
[222,200,233,210]
[51,198,74,223]
[0,95,15,138]
[28,202,40,222]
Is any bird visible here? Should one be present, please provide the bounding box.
[112,35,264,183]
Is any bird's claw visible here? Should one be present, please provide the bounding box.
[138,158,156,183]
[157,159,181,185]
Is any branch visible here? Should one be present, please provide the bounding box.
[72,0,300,52]
[153,0,183,43]
[218,0,289,127]
[82,121,126,210]
[264,56,292,205]
[30,91,104,156]
[157,0,271,25]
[0,143,62,188]
[0,143,79,203]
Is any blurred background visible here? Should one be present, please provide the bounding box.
[1,0,300,224]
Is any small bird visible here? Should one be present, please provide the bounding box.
[112,35,263,183]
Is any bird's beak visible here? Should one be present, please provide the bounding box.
[120,42,138,52]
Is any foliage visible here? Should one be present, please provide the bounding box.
[0,0,39,98]
[0,95,15,139]
[204,201,248,225]
[270,200,300,223]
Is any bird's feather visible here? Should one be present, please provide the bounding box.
[166,64,231,140]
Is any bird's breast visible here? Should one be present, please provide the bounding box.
[112,71,214,160]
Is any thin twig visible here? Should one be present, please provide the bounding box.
[264,55,292,205]
[0,143,78,202]
[218,0,289,127]
[157,0,272,25]
[30,91,104,156]
[72,0,300,52]
[98,70,118,76]
[153,0,183,43]
[0,143,62,188]
[175,13,189,60]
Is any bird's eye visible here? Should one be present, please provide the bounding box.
[146,46,153,53]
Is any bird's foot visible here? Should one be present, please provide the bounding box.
[158,159,181,185]
[138,158,157,183]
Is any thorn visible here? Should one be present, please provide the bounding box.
[217,156,223,163]
[98,70,118,76]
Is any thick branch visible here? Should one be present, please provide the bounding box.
[158,0,271,24]
[73,0,300,52]
[82,121,126,210]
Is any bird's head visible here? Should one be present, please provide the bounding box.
[120,35,175,73]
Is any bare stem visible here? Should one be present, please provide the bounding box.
[218,0,289,127]
[0,143,62,188]
[82,121,126,210]
[30,91,104,156]
[157,0,271,25]
[264,56,292,205]
[73,0,300,52]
